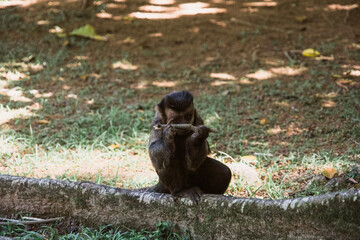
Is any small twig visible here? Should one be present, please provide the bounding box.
[321,12,333,27]
[217,151,236,162]
[254,153,274,157]
[284,51,294,62]
[230,18,291,33]
[0,217,62,226]
[155,124,218,133]
[344,10,350,24]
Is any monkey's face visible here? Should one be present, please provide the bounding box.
[165,105,195,135]
[165,105,194,125]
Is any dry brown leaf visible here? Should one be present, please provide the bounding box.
[36,119,50,124]
[322,167,337,179]
[322,100,336,108]
[109,143,120,149]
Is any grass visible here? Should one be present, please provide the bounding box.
[0,221,188,240]
[0,0,359,237]
[0,50,359,195]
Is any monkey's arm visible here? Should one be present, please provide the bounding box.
[185,126,210,171]
[149,125,187,194]
[185,111,210,171]
[148,127,174,171]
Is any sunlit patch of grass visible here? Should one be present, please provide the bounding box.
[225,152,355,199]
[0,130,157,189]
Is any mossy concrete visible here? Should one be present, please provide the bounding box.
[0,174,359,239]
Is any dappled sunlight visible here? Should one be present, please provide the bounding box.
[1,71,26,81]
[0,80,8,89]
[212,0,234,4]
[246,69,274,80]
[96,12,113,19]
[29,89,54,98]
[66,93,78,100]
[112,60,138,70]
[271,67,307,76]
[210,73,236,80]
[48,1,61,7]
[325,4,359,11]
[211,80,228,86]
[105,3,127,10]
[240,7,259,13]
[239,78,255,85]
[246,66,307,80]
[139,5,178,12]
[0,106,33,125]
[152,80,176,87]
[0,0,37,8]
[0,145,157,188]
[348,70,360,76]
[36,20,50,26]
[209,72,259,86]
[267,123,306,137]
[131,81,148,89]
[242,1,277,7]
[130,1,226,19]
[150,0,175,5]
[0,88,32,102]
[210,72,236,86]
[148,32,163,38]
[342,64,360,70]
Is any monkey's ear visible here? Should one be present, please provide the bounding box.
[154,104,166,124]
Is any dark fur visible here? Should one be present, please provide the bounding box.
[148,91,231,200]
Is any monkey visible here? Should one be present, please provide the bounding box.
[147,91,232,203]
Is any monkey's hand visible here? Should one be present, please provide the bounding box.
[173,186,203,204]
[191,125,210,142]
[162,124,177,144]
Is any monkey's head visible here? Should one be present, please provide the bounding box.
[156,91,195,125]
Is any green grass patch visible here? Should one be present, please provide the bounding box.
[1,221,188,240]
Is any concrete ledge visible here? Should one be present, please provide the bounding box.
[0,174,359,239]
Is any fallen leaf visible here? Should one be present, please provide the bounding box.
[322,167,337,179]
[69,24,107,41]
[335,78,356,91]
[267,126,282,134]
[241,155,257,163]
[109,143,121,149]
[336,79,355,85]
[36,119,50,124]
[295,16,307,23]
[352,43,360,49]
[332,74,342,78]
[302,48,320,58]
[321,100,336,108]
[80,74,88,80]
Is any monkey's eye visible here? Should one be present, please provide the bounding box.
[185,114,193,121]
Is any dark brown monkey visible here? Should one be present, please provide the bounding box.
[148,91,231,202]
